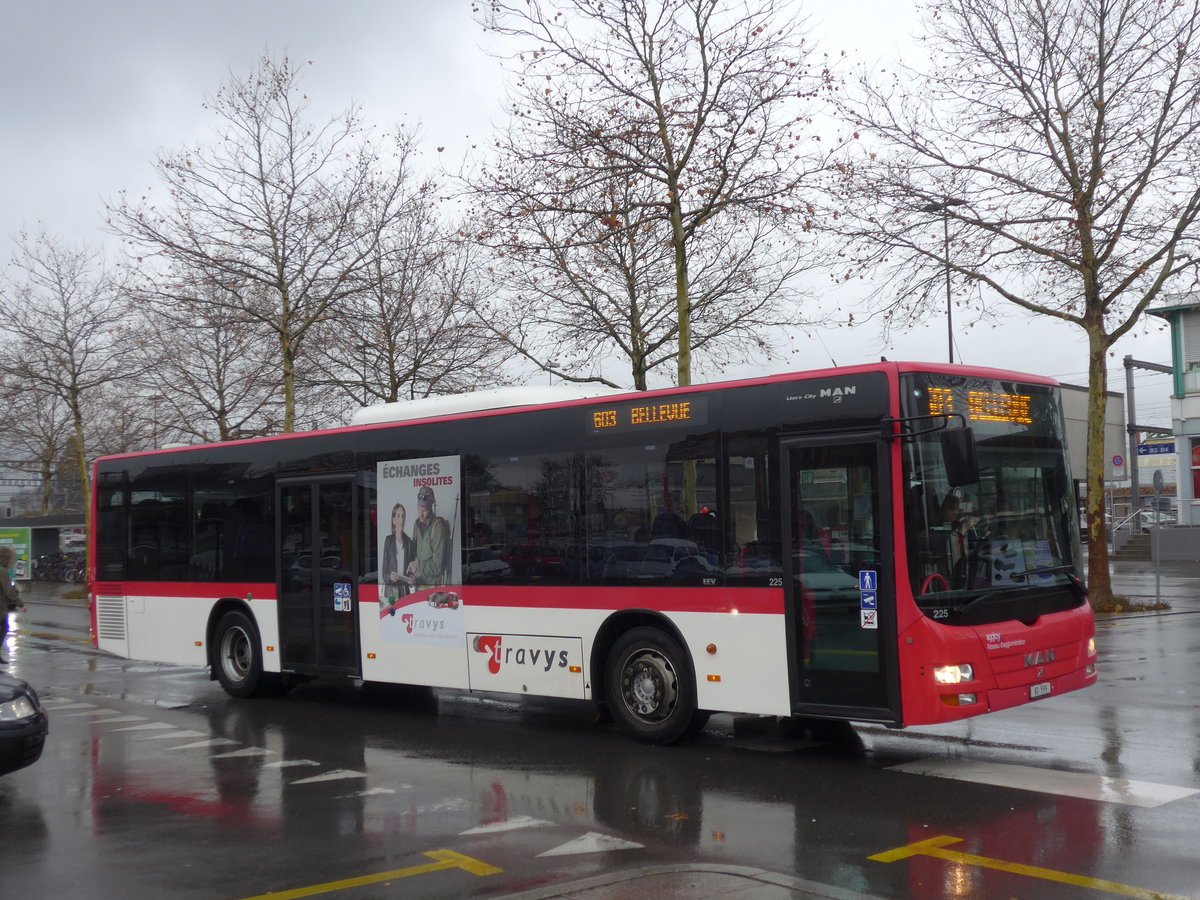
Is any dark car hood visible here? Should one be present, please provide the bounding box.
[0,673,34,703]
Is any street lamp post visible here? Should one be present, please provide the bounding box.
[921,198,967,365]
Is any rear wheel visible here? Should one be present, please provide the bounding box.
[213,610,285,698]
[606,627,708,745]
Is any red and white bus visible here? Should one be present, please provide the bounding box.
[90,362,1096,743]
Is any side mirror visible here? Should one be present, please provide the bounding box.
[940,427,980,487]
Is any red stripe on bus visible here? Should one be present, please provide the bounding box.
[104,582,278,600]
[391,586,781,616]
[103,582,780,616]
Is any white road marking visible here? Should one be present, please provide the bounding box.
[59,709,135,718]
[165,738,242,751]
[889,758,1199,808]
[537,832,644,857]
[338,786,412,798]
[211,748,276,759]
[461,815,556,835]
[110,722,176,732]
[290,769,367,785]
[137,729,207,741]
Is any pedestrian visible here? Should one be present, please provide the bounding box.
[0,546,27,665]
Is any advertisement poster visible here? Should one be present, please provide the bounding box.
[0,527,31,581]
[377,455,463,645]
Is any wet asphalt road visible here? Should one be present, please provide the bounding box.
[1,584,1199,900]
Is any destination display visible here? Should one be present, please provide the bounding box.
[590,396,708,434]
[926,386,1033,426]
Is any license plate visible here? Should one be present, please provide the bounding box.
[1030,682,1052,699]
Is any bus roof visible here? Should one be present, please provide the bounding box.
[349,384,623,426]
[97,361,1060,462]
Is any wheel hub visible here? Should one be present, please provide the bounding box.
[623,650,678,721]
[222,627,251,681]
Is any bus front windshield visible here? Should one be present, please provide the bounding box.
[901,374,1085,625]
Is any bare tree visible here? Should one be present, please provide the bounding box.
[0,378,73,514]
[0,231,145,527]
[134,281,285,443]
[109,54,424,431]
[304,168,508,412]
[830,0,1200,606]
[472,0,828,388]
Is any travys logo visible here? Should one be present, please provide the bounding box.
[401,613,447,635]
[472,635,569,675]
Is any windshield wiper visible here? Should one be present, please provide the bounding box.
[952,566,1085,616]
[1011,565,1086,599]
[1010,564,1075,581]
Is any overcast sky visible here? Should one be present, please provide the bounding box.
[0,0,1175,424]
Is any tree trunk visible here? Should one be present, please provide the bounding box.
[72,409,90,535]
[1084,337,1112,607]
[669,193,691,388]
[280,331,296,433]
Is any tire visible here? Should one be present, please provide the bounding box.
[605,626,708,745]
[213,610,281,698]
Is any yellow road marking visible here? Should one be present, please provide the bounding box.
[235,849,502,900]
[871,835,1197,900]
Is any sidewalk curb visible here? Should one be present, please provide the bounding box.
[494,863,888,900]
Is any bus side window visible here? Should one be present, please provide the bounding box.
[128,493,189,580]
[582,436,721,587]
[96,472,128,581]
[726,432,782,586]
[465,451,579,585]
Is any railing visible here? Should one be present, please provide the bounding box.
[1110,510,1142,534]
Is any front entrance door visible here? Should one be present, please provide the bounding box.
[784,437,895,719]
[277,479,359,676]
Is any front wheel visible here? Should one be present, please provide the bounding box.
[605,627,708,745]
[213,610,283,698]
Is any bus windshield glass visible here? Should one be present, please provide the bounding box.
[901,373,1084,625]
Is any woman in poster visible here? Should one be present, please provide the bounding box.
[381,503,415,609]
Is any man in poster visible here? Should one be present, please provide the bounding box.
[408,484,451,589]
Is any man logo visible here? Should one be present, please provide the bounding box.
[1023,649,1056,667]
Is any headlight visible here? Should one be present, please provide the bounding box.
[0,696,37,721]
[933,664,974,685]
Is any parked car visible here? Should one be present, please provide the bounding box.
[502,545,566,577]
[0,674,48,776]
[467,547,511,580]
[601,543,676,582]
[1136,510,1175,532]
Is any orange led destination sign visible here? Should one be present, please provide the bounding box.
[591,396,707,434]
[927,387,1032,425]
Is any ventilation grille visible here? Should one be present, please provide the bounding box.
[95,593,127,642]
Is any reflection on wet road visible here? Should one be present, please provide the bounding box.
[1,605,1198,899]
